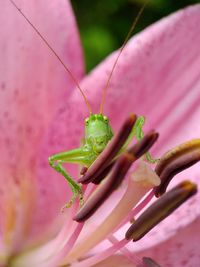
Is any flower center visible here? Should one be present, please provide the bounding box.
[10,116,199,267]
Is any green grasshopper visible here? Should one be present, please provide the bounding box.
[48,114,148,208]
[10,0,157,209]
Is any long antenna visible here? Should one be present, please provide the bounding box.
[99,2,148,114]
[8,0,93,114]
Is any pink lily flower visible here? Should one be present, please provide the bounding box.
[1,1,200,266]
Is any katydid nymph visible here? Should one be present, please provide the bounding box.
[9,0,158,209]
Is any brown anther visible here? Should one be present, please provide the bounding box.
[80,166,88,175]
[74,131,159,222]
[78,114,137,184]
[128,131,159,159]
[156,139,200,176]
[141,257,162,267]
[92,161,114,184]
[74,153,135,222]
[125,181,197,241]
[155,139,200,197]
[93,130,159,185]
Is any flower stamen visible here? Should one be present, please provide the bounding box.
[125,181,197,241]
[67,162,160,263]
[74,131,159,222]
[155,139,200,197]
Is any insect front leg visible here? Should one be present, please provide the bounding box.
[48,148,90,209]
[133,116,159,163]
[117,116,146,152]
[118,116,159,163]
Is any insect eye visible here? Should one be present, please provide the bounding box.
[103,116,108,123]
[85,118,89,125]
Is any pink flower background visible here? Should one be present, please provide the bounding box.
[0,0,200,266]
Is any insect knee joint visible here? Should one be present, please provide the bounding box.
[48,157,55,167]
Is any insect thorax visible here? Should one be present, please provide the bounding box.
[85,114,113,154]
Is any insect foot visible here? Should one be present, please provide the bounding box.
[60,186,84,213]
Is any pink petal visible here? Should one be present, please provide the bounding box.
[45,2,200,259]
[0,0,84,248]
[137,217,200,267]
[79,3,200,250]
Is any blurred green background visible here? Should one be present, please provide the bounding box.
[71,0,199,72]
